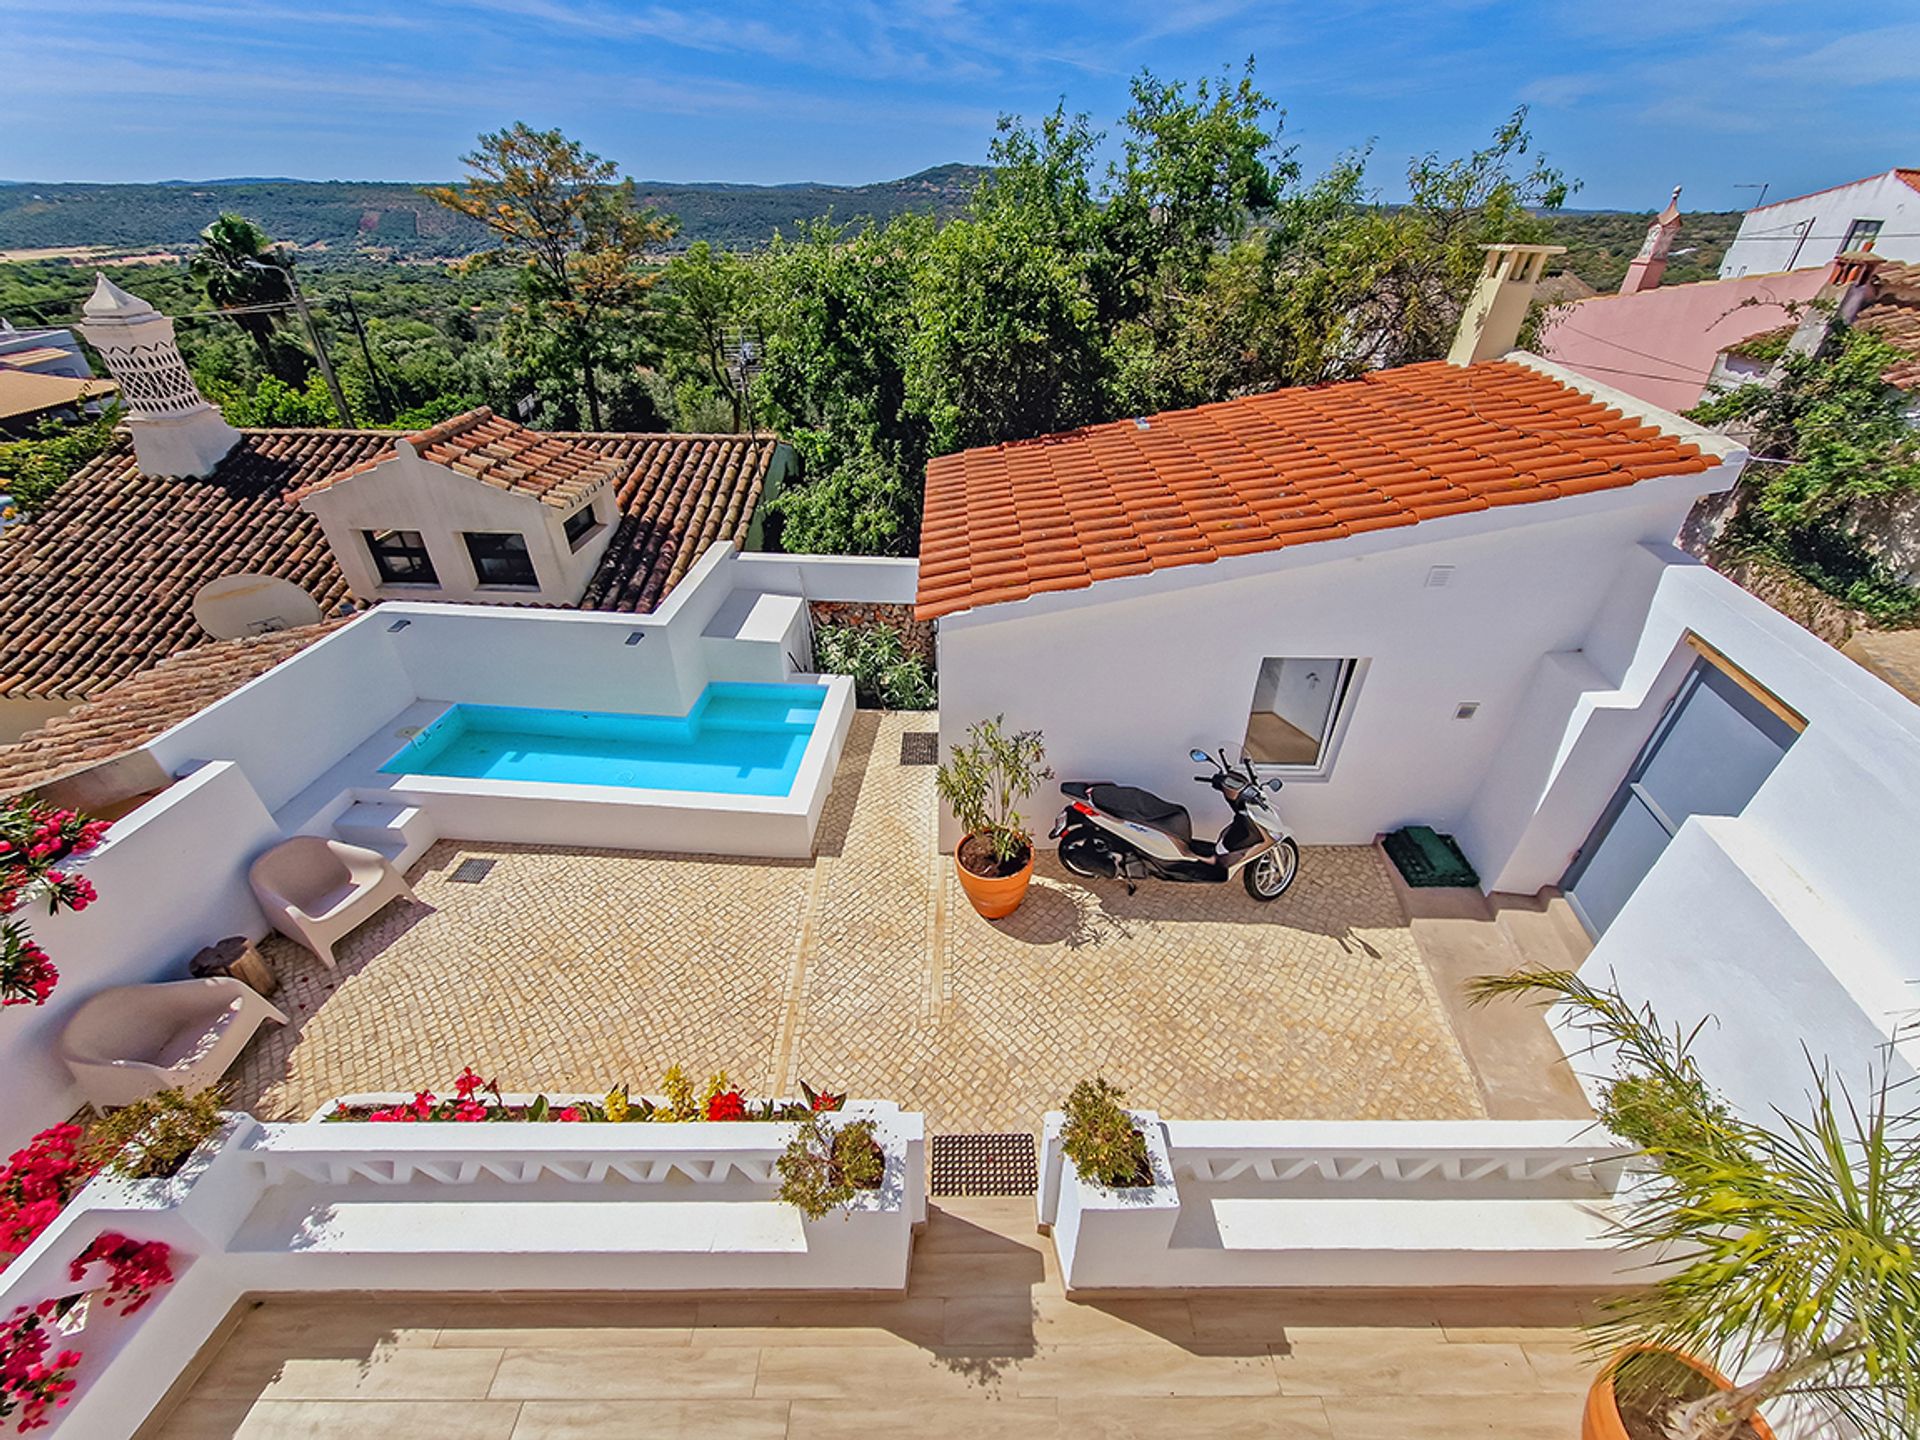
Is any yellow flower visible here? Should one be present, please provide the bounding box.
[604,1088,629,1123]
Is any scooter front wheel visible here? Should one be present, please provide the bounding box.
[1244,838,1300,901]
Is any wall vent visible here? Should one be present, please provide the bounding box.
[1454,702,1480,721]
[1425,565,1455,588]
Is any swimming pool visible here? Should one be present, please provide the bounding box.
[379,684,828,797]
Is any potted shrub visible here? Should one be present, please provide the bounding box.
[1059,1077,1155,1189]
[935,716,1051,919]
[776,1111,885,1220]
[1470,970,1918,1440]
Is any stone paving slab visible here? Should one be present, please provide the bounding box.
[231,712,1485,1129]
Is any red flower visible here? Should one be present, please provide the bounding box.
[554,1107,582,1123]
[705,1090,747,1123]
[451,1100,489,1123]
[453,1066,485,1100]
[69,1233,174,1315]
[0,1125,93,1261]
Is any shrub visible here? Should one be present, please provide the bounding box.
[812,623,935,710]
[1060,1077,1151,1188]
[776,1113,884,1220]
[0,1125,93,1261]
[86,1089,226,1180]
[935,716,1051,867]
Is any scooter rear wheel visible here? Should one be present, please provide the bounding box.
[1244,838,1300,900]
[1059,834,1112,879]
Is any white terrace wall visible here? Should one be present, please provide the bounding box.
[1,765,278,1151]
[1038,1114,1642,1292]
[936,471,1720,850]
[1472,547,1920,1121]
[0,1104,924,1439]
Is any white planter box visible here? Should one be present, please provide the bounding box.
[1041,1109,1180,1293]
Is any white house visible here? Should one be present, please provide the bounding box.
[1719,168,1920,276]
[922,244,1920,1125]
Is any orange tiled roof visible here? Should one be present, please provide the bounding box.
[291,407,625,510]
[1858,261,1920,390]
[915,359,1718,620]
[0,427,777,700]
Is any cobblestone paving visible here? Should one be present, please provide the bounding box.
[231,712,1484,1128]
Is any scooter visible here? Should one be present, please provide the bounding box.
[1049,747,1301,901]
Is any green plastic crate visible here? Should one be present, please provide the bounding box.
[1382,825,1480,889]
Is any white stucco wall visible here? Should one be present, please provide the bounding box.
[936,472,1719,852]
[2,763,278,1151]
[1505,551,1920,1119]
[1720,171,1920,276]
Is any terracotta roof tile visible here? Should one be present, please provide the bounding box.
[0,426,778,700]
[291,407,628,511]
[1856,262,1920,391]
[914,359,1716,620]
[0,619,347,798]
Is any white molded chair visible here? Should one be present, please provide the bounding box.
[248,836,417,970]
[59,978,287,1109]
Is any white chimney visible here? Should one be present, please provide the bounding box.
[79,273,240,478]
[1446,243,1567,367]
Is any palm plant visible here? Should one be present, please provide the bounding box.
[1470,969,1919,1440]
[189,213,306,381]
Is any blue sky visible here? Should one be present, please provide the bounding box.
[2,1,1916,208]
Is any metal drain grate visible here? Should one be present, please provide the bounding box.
[448,858,497,884]
[930,1132,1038,1196]
[900,732,938,767]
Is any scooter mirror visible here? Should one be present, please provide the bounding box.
[1189,749,1211,764]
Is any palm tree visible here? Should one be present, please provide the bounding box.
[189,213,307,382]
[1469,969,1919,1440]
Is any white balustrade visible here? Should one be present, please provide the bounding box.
[1040,1115,1647,1292]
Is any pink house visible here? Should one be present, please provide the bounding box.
[1538,267,1829,414]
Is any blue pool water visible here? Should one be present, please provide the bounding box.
[380,684,827,797]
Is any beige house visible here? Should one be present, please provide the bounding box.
[292,411,625,606]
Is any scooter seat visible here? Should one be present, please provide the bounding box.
[1086,784,1195,845]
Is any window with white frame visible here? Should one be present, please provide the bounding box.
[1243,657,1356,770]
[463,531,539,589]
[363,528,438,587]
[1842,218,1884,251]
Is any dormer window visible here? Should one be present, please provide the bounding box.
[364,528,438,586]
[563,504,601,552]
[464,531,538,589]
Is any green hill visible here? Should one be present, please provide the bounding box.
[0,166,987,261]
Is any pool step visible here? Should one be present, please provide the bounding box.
[333,801,437,873]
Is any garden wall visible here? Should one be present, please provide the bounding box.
[808,600,937,666]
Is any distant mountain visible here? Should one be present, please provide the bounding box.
[0,166,988,260]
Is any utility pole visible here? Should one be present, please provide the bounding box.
[245,259,352,427]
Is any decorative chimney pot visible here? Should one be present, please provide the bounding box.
[1446,243,1567,366]
[1620,187,1684,295]
[78,273,240,478]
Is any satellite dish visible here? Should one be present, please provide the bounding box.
[192,573,323,640]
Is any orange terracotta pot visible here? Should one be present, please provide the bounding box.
[954,834,1034,919]
[1583,1348,1776,1440]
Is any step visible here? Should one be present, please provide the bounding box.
[234,1198,808,1257]
[334,801,433,866]
[1203,1196,1615,1254]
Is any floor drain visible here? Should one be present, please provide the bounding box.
[931,1133,1038,1196]
[448,859,496,884]
[900,732,938,767]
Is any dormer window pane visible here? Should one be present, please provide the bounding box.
[563,505,598,550]
[465,531,538,588]
[364,529,438,586]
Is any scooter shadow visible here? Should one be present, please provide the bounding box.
[984,853,1392,954]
